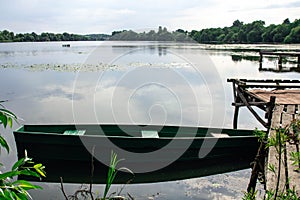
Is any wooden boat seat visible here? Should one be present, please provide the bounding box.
[210,133,230,138]
[63,130,86,135]
[141,130,159,138]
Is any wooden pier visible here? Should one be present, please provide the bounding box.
[259,51,300,65]
[259,51,300,72]
[228,79,300,197]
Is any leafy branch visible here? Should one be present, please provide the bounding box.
[0,102,46,200]
[0,103,18,153]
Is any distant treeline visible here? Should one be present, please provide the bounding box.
[111,18,300,43]
[0,18,299,43]
[0,31,110,42]
[189,18,300,44]
[110,26,192,42]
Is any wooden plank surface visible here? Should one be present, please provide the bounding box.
[266,105,284,193]
[260,51,300,56]
[286,105,295,115]
[266,104,300,197]
[282,108,295,193]
[250,89,300,104]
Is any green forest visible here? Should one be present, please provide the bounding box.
[190,18,300,44]
[110,27,192,42]
[111,18,300,43]
[0,18,299,43]
[0,31,110,42]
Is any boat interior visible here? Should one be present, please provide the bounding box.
[17,124,257,138]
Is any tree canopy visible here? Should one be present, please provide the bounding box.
[109,19,300,43]
[189,18,300,44]
[0,31,110,42]
[109,26,192,42]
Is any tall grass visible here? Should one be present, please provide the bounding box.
[103,151,133,199]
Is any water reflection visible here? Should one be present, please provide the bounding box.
[72,47,219,126]
[111,43,170,58]
[259,66,300,73]
[231,54,260,62]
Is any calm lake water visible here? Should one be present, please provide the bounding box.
[0,41,299,199]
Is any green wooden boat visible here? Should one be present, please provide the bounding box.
[13,124,259,184]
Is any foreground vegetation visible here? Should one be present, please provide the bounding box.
[0,18,299,43]
[0,102,46,199]
[244,119,300,199]
[61,151,134,200]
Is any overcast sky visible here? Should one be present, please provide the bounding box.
[1,0,299,34]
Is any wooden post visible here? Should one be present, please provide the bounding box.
[259,62,263,71]
[232,80,237,99]
[278,56,283,70]
[278,56,282,64]
[259,52,263,63]
[233,106,239,129]
[236,87,268,128]
[231,79,240,129]
[247,140,266,193]
[247,96,276,193]
[267,96,276,127]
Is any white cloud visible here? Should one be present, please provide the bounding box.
[168,0,300,31]
[0,0,299,34]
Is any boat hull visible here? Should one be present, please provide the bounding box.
[13,124,259,183]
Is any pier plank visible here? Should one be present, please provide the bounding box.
[260,51,300,57]
[250,90,300,105]
[282,109,295,192]
[266,105,285,192]
[285,105,295,115]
